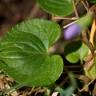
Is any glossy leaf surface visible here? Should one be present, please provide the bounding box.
[0,19,63,86]
[37,0,74,16]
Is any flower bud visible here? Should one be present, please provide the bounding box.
[63,11,94,40]
[64,23,81,40]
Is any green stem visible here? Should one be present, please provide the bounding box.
[76,11,94,29]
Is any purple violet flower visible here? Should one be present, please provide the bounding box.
[64,23,82,40]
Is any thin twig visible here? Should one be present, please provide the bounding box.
[79,79,95,92]
[72,0,79,18]
[52,16,77,20]
[63,20,77,28]
[81,0,89,12]
[85,0,90,9]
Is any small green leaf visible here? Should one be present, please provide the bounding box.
[0,19,63,86]
[55,73,77,96]
[37,0,74,16]
[85,58,96,79]
[64,41,89,63]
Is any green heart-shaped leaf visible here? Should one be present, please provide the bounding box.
[0,19,63,86]
[37,0,74,16]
